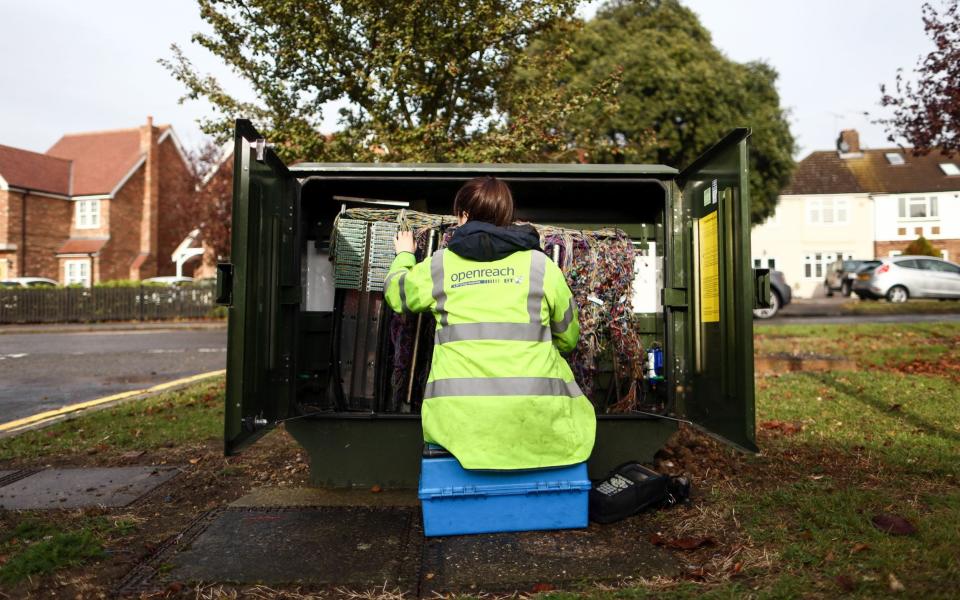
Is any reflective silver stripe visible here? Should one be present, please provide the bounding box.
[384,270,402,291]
[551,296,577,334]
[424,377,584,399]
[435,322,551,344]
[527,251,546,324]
[431,249,448,326]
[398,273,412,313]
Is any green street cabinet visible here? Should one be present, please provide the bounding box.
[217,119,768,488]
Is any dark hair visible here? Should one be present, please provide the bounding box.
[453,176,514,227]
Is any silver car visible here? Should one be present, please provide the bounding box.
[853,255,960,302]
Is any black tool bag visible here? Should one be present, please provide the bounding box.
[589,462,691,524]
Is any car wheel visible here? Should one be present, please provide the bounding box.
[753,290,781,319]
[887,285,909,303]
[841,281,852,297]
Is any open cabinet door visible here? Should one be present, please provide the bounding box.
[678,128,758,452]
[223,120,301,454]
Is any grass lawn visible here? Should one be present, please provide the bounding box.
[842,298,960,315]
[0,378,224,463]
[0,323,957,597]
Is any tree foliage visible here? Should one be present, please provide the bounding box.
[880,0,960,156]
[162,0,622,163]
[903,235,941,257]
[517,0,796,223]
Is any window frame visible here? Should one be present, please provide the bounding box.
[803,252,840,280]
[75,199,101,229]
[64,259,91,287]
[898,196,939,221]
[806,197,849,225]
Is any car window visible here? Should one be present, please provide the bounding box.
[896,259,919,269]
[920,259,960,273]
[26,281,55,287]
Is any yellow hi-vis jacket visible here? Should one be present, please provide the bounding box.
[384,247,596,470]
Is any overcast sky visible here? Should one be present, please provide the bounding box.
[0,0,935,159]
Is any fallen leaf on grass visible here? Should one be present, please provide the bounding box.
[531,583,554,592]
[850,542,870,554]
[888,573,905,592]
[686,566,709,580]
[872,514,916,536]
[759,420,804,435]
[649,533,716,550]
[121,450,144,460]
[370,484,383,493]
[834,574,857,592]
[188,457,201,465]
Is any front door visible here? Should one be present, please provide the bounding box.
[223,120,301,454]
[678,129,758,452]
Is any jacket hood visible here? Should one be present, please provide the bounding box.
[447,221,541,261]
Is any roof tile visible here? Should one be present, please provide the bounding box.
[56,238,108,255]
[0,144,72,195]
[783,148,960,196]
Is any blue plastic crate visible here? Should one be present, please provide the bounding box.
[418,456,591,537]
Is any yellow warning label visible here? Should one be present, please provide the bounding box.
[698,211,720,323]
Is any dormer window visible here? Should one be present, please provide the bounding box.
[885,152,905,165]
[940,162,960,176]
[76,199,100,229]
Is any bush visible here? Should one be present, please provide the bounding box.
[94,279,164,288]
[902,235,941,257]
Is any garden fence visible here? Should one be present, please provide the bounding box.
[0,285,219,324]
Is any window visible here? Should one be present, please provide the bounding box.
[897,227,906,236]
[939,163,960,176]
[803,252,838,279]
[942,249,950,261]
[64,260,90,286]
[753,257,777,270]
[897,259,920,269]
[885,152,905,165]
[899,196,938,219]
[807,198,849,224]
[75,199,100,229]
[889,250,903,257]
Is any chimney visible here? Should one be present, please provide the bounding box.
[837,129,861,155]
[133,116,160,278]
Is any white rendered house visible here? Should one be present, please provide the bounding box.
[752,130,960,298]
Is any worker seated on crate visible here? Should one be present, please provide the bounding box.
[384,176,596,471]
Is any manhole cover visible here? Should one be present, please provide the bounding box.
[155,507,419,588]
[421,520,678,593]
[0,467,178,509]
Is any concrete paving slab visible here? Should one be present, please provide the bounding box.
[420,521,679,593]
[231,486,418,508]
[0,471,16,480]
[0,467,178,510]
[161,507,419,588]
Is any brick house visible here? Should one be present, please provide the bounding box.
[752,129,960,297]
[0,117,197,285]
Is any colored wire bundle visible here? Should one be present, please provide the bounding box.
[341,209,646,413]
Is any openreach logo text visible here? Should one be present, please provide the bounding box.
[450,266,516,283]
[449,266,522,288]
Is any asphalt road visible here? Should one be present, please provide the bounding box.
[762,312,960,326]
[0,328,227,424]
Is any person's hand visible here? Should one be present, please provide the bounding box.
[395,230,416,254]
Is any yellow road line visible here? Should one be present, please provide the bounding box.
[0,369,225,433]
